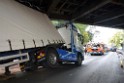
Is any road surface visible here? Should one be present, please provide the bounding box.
[1,52,124,83]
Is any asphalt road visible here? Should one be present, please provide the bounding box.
[1,52,124,83]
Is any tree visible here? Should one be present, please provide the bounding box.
[83,31,90,43]
[52,21,93,44]
[74,23,93,44]
[87,31,93,41]
[74,23,87,33]
[109,31,124,47]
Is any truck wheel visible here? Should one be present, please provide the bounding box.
[46,48,59,68]
[25,52,38,72]
[75,54,82,66]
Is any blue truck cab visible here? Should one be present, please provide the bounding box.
[37,23,84,68]
[57,23,84,62]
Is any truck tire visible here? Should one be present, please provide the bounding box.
[24,52,38,72]
[75,54,82,66]
[45,48,59,68]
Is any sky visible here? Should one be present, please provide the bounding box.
[87,26,123,44]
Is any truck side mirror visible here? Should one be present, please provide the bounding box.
[81,38,84,44]
[78,33,84,44]
[120,43,123,47]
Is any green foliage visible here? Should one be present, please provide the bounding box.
[109,31,124,47]
[74,23,93,44]
[51,20,67,28]
[74,23,87,33]
[51,21,93,44]
[51,20,59,25]
[87,31,93,41]
[83,32,90,44]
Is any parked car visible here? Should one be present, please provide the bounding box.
[110,46,117,52]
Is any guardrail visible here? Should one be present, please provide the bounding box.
[0,53,29,67]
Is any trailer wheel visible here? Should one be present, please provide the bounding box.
[75,54,82,66]
[46,48,59,68]
[25,52,38,72]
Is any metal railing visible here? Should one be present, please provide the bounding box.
[0,53,29,67]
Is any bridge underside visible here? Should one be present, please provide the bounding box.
[17,0,124,29]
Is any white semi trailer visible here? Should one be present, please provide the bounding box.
[0,0,84,75]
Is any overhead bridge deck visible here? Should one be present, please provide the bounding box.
[16,0,124,29]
